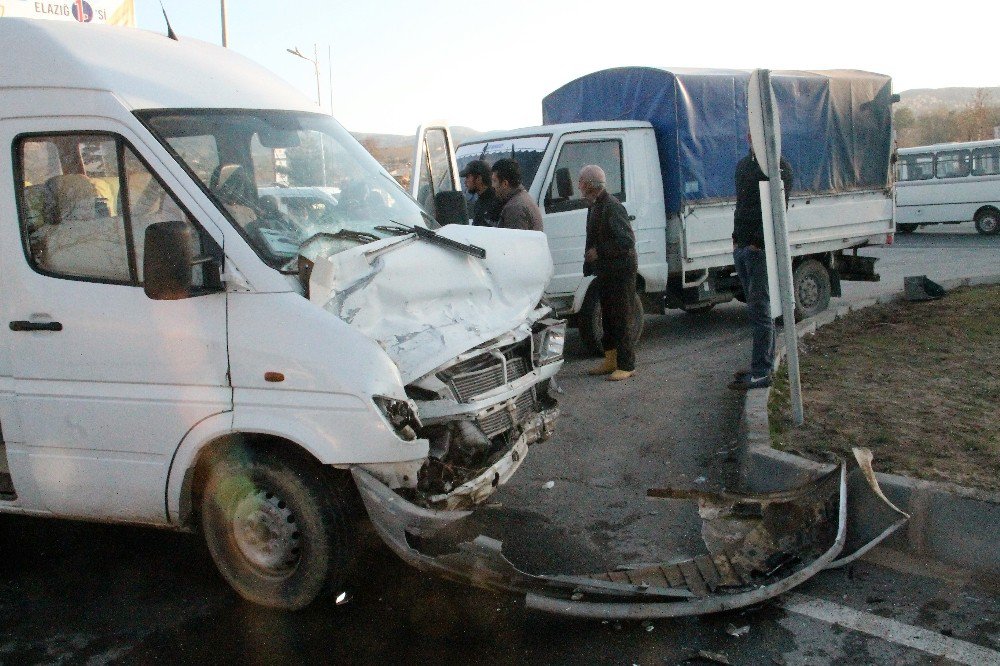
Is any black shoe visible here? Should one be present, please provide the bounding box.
[728,374,772,391]
[733,370,750,381]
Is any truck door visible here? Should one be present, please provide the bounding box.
[409,122,462,221]
[539,132,632,297]
[0,119,230,522]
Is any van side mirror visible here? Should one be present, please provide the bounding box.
[434,190,469,226]
[555,168,574,199]
[144,220,195,300]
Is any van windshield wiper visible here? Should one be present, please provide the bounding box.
[388,221,486,259]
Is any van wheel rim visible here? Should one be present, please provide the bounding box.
[232,489,300,574]
[981,215,998,233]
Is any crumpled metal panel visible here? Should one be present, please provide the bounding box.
[354,448,908,619]
[310,226,553,384]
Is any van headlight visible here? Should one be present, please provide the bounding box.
[533,319,566,366]
[373,396,419,441]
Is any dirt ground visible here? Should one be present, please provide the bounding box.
[769,285,1000,492]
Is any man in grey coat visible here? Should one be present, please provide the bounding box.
[581,164,638,381]
[491,158,544,231]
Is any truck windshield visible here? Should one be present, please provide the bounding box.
[138,110,433,270]
[456,135,551,192]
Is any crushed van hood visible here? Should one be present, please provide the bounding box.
[310,226,552,384]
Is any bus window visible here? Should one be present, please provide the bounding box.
[972,147,1000,176]
[935,150,971,178]
[897,153,934,181]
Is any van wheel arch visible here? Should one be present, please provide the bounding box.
[181,434,359,530]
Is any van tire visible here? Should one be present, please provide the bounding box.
[793,259,831,319]
[897,223,918,234]
[974,209,1000,235]
[578,284,644,357]
[201,447,352,610]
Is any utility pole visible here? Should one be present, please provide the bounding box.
[220,0,229,47]
[286,45,322,107]
[328,44,333,114]
[749,69,804,425]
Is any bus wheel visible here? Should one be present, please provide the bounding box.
[974,209,1000,235]
[897,223,918,234]
[793,259,831,320]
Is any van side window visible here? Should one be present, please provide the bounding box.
[16,133,213,290]
[545,140,625,214]
[896,153,934,181]
[935,150,971,179]
[971,147,1000,177]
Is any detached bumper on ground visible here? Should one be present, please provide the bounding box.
[353,448,908,619]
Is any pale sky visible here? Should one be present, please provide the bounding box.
[136,0,999,135]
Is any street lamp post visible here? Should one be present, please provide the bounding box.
[286,45,322,107]
[220,0,228,47]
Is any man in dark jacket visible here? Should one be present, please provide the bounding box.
[460,159,501,226]
[580,164,638,381]
[491,158,544,231]
[729,144,793,391]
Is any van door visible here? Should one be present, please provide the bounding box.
[409,123,462,220]
[539,131,633,297]
[0,119,230,523]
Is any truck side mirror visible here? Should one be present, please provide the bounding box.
[555,168,574,199]
[144,220,195,300]
[433,190,469,226]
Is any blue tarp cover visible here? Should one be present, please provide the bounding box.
[542,68,893,215]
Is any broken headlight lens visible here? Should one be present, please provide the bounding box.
[373,396,419,441]
[533,319,566,366]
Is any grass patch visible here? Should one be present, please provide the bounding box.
[768,285,1000,492]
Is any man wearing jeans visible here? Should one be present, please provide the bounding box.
[729,144,793,391]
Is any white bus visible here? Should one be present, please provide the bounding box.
[894,139,1000,235]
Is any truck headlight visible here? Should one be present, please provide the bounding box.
[533,319,566,366]
[373,396,419,441]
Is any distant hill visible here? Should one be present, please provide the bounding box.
[897,87,1000,113]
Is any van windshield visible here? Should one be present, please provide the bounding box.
[139,110,433,270]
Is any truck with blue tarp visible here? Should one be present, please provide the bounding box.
[455,67,895,353]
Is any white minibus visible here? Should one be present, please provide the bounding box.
[894,139,1000,235]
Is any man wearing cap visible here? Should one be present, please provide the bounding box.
[491,158,544,231]
[461,159,501,227]
[580,164,638,381]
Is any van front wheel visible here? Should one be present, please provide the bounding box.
[201,447,352,610]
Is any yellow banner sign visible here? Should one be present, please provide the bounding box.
[0,1,135,26]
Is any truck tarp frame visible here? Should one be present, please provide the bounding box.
[541,67,894,216]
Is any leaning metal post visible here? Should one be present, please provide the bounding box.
[755,69,804,425]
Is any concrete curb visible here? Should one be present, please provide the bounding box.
[738,273,1000,576]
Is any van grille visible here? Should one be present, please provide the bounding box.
[477,390,536,437]
[440,342,532,403]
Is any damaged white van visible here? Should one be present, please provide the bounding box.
[0,19,562,609]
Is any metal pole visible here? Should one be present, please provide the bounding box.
[220,0,228,47]
[312,44,322,107]
[328,44,334,114]
[757,69,804,425]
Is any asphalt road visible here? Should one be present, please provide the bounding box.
[0,227,997,665]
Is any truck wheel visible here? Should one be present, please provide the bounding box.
[578,285,644,357]
[897,223,918,234]
[201,447,353,610]
[793,259,831,320]
[974,209,1000,235]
